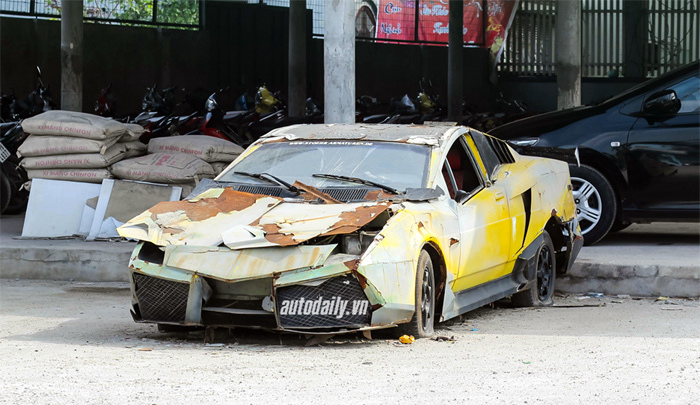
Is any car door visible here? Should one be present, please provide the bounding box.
[441,133,512,293]
[625,73,700,216]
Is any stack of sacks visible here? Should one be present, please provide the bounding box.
[112,135,244,197]
[19,111,146,183]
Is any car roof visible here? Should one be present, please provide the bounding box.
[260,123,462,145]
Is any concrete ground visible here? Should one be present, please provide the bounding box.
[0,280,698,404]
[1,213,698,297]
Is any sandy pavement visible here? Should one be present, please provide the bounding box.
[0,279,698,405]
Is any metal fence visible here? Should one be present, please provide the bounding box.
[499,0,699,78]
[582,0,624,77]
[248,0,324,37]
[0,0,200,29]
[646,0,699,73]
[498,0,555,75]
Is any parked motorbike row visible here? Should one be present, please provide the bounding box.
[0,70,533,215]
[95,79,533,146]
[0,67,51,214]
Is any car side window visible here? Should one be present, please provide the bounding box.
[668,75,700,113]
[441,137,483,200]
[468,129,501,180]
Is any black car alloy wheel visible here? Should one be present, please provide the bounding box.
[419,257,434,334]
[536,242,554,302]
[512,231,556,307]
[396,250,435,338]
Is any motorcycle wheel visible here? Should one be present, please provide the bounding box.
[0,168,11,214]
[2,163,29,215]
[4,183,28,215]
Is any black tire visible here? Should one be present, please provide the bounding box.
[609,220,631,233]
[396,250,435,338]
[0,169,11,214]
[512,231,556,307]
[2,164,28,215]
[568,164,617,246]
[3,188,28,215]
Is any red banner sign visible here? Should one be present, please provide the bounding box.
[374,0,518,63]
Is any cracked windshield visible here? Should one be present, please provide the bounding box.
[219,141,431,191]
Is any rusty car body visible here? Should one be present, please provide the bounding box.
[118,124,583,338]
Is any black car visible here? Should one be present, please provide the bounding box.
[490,61,699,245]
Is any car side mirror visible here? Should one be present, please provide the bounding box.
[455,189,469,204]
[643,89,681,117]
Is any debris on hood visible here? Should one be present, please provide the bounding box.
[117,188,392,249]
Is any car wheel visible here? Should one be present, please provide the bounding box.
[609,220,631,233]
[569,164,617,246]
[396,250,435,338]
[512,231,556,307]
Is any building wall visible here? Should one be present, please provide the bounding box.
[1,1,507,120]
[0,17,213,117]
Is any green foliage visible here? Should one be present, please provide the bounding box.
[156,0,199,25]
[44,0,199,26]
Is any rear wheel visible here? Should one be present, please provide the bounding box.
[396,250,435,338]
[2,165,28,215]
[569,164,617,245]
[512,231,556,307]
[0,168,11,214]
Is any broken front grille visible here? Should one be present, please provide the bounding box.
[276,274,371,329]
[133,273,189,323]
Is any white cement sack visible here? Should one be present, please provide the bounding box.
[27,168,113,183]
[119,123,146,142]
[22,110,128,140]
[110,152,215,184]
[21,143,127,170]
[18,135,120,157]
[210,161,231,175]
[147,135,244,163]
[121,140,148,159]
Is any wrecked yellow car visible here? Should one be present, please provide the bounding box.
[118,124,582,338]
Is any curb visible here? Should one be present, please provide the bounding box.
[556,262,700,298]
[0,244,132,282]
[1,243,698,298]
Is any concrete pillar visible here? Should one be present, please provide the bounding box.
[61,0,83,111]
[623,0,647,78]
[289,0,307,117]
[324,0,355,124]
[447,0,463,123]
[555,0,581,110]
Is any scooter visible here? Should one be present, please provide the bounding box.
[2,67,56,122]
[0,122,29,215]
[198,88,254,146]
[94,83,116,117]
[245,89,324,141]
[132,84,203,143]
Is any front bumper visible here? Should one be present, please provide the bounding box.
[128,242,395,334]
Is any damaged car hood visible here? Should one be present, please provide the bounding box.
[117,188,392,250]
